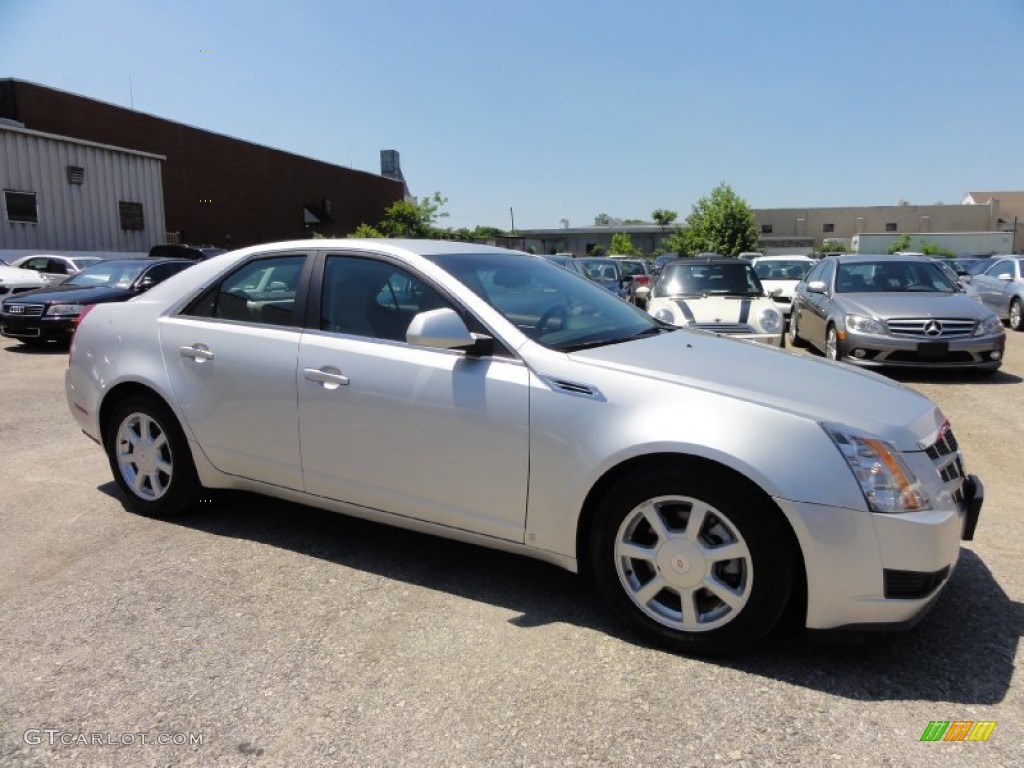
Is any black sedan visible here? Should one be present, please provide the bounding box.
[0,259,194,345]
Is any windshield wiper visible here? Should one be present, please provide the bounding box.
[561,326,671,352]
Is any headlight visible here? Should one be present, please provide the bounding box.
[845,314,885,335]
[47,303,85,317]
[758,307,781,333]
[974,315,1003,336]
[821,423,930,514]
[652,307,677,325]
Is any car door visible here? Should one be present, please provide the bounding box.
[799,260,835,348]
[296,252,530,542]
[159,251,312,490]
[972,259,1014,316]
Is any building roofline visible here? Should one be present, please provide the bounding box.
[0,120,166,160]
[1,78,399,186]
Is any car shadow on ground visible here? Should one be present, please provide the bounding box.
[109,485,1020,705]
[2,341,69,355]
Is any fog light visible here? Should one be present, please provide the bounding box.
[852,349,867,358]
[990,350,1002,361]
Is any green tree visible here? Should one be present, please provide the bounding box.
[659,226,688,256]
[681,183,759,257]
[652,209,678,228]
[886,233,912,254]
[594,213,613,226]
[378,192,449,238]
[348,223,384,238]
[609,232,639,256]
[815,239,849,254]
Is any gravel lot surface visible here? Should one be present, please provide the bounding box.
[1,331,1021,768]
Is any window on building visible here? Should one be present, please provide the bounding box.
[823,223,834,233]
[885,222,898,232]
[4,190,38,223]
[118,201,145,230]
[761,224,773,234]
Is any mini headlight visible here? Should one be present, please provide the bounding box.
[845,314,885,335]
[759,307,781,333]
[821,423,930,514]
[652,307,677,325]
[47,303,85,317]
[974,315,1004,336]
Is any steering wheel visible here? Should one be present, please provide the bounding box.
[536,304,569,334]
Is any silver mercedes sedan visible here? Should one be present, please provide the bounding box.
[65,240,982,655]
[789,254,1005,371]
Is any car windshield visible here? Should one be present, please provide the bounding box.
[426,252,665,352]
[834,261,958,293]
[753,260,811,280]
[578,259,621,282]
[654,262,764,298]
[65,261,147,288]
[70,257,103,270]
[618,260,648,277]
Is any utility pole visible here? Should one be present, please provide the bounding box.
[510,207,516,235]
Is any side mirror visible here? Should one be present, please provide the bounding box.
[136,276,156,291]
[998,274,1013,281]
[407,307,481,351]
[806,280,827,294]
[769,286,784,297]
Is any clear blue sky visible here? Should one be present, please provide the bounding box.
[2,0,1022,230]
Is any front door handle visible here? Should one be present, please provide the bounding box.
[179,344,214,361]
[303,366,350,389]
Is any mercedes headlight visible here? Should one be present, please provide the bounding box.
[974,315,1003,336]
[759,307,781,333]
[845,314,885,335]
[47,303,85,317]
[821,423,930,514]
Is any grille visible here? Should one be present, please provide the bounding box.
[925,423,966,509]
[926,427,959,460]
[887,318,975,339]
[885,350,974,364]
[883,566,950,599]
[2,303,45,317]
[691,323,753,334]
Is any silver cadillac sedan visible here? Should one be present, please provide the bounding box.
[65,240,982,655]
[789,254,1005,371]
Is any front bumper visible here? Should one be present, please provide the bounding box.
[0,314,76,341]
[836,328,1004,369]
[778,473,982,631]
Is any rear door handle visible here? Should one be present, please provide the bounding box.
[303,366,350,388]
[179,344,214,361]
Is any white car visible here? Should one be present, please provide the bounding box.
[750,254,816,318]
[10,254,103,284]
[0,264,47,297]
[66,239,982,655]
[647,257,784,345]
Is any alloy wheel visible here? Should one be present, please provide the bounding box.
[115,412,173,501]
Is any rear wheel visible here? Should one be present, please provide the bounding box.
[1010,298,1023,331]
[788,312,807,348]
[104,395,200,517]
[589,466,795,655]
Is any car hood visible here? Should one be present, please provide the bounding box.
[568,330,939,449]
[4,283,134,304]
[834,292,993,320]
[661,295,773,322]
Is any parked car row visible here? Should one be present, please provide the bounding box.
[63,238,984,656]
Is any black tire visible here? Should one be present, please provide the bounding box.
[1009,298,1023,332]
[788,312,807,348]
[588,466,796,656]
[104,395,200,517]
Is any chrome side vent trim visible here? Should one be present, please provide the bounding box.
[539,375,605,401]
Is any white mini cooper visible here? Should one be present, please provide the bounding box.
[647,257,784,346]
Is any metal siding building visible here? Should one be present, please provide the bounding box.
[1,122,165,253]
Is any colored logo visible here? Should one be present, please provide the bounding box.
[920,721,996,742]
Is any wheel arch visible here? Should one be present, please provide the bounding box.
[98,381,179,446]
[574,452,806,602]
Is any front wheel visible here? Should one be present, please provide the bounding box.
[1010,298,1023,331]
[788,312,807,348]
[589,467,795,655]
[825,325,842,362]
[104,395,201,517]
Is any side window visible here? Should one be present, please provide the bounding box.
[321,255,452,342]
[986,260,1013,279]
[818,261,836,291]
[183,254,306,327]
[23,257,49,272]
[47,259,70,274]
[143,262,188,285]
[804,262,824,284]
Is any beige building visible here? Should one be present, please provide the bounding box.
[962,191,1024,252]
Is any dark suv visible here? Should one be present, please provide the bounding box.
[148,244,228,260]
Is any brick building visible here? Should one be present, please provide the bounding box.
[0,79,404,250]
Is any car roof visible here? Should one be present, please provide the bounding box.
[821,253,935,264]
[664,257,749,266]
[751,254,814,262]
